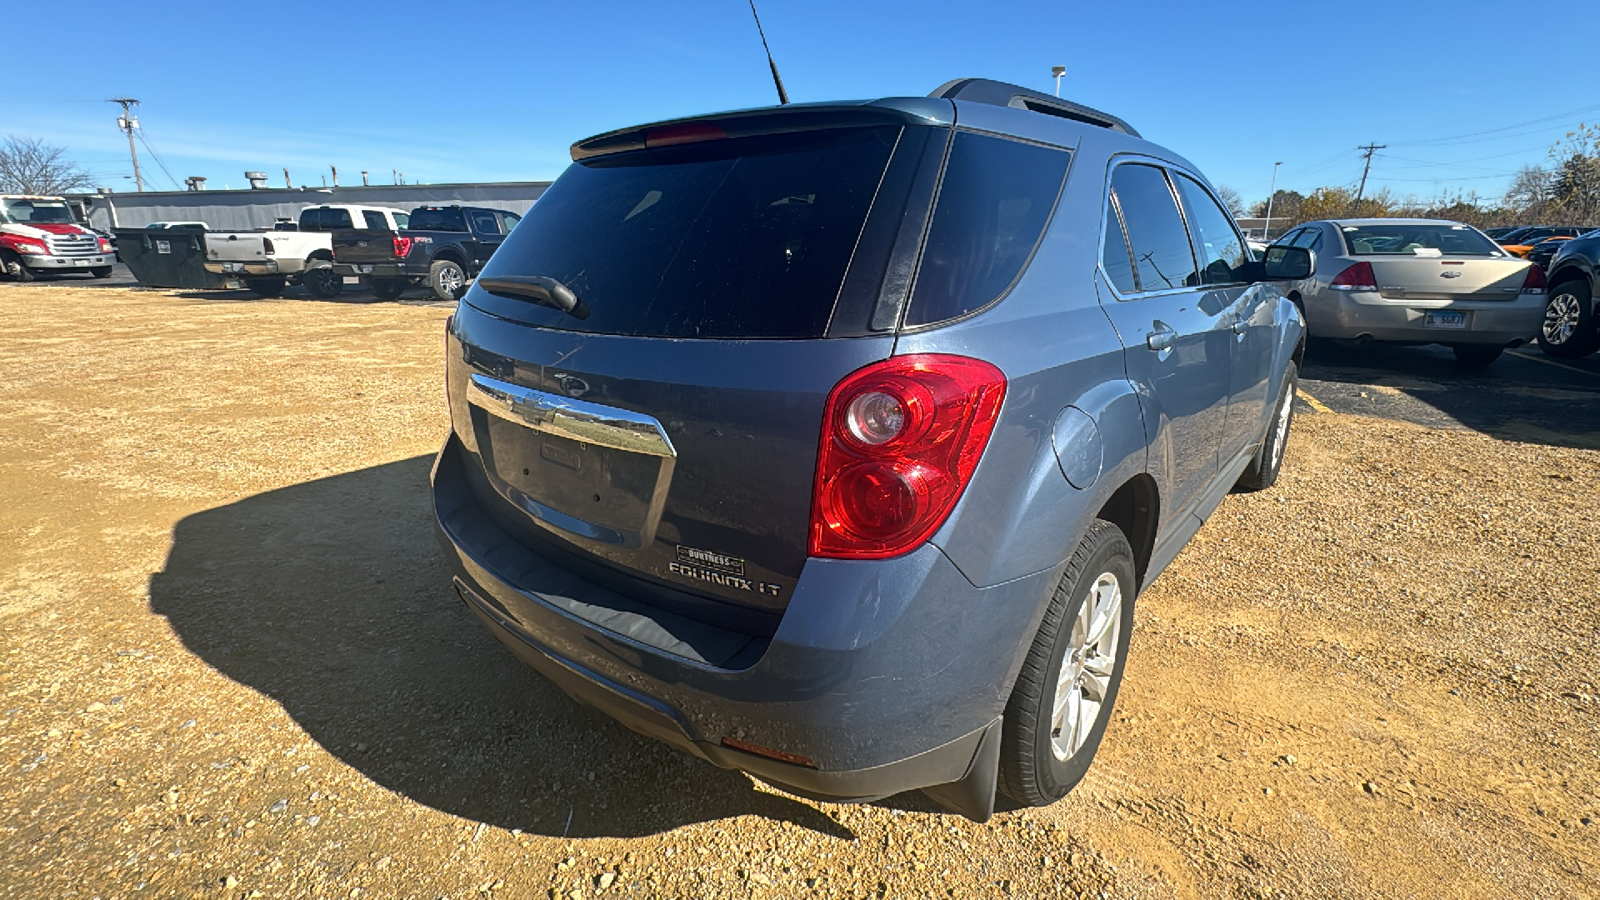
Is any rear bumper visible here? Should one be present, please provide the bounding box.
[1304,288,1545,345]
[333,262,413,279]
[432,433,1048,817]
[204,260,287,276]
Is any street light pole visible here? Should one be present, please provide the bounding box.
[1051,66,1066,97]
[1262,161,1283,241]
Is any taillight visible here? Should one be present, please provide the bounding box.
[393,236,414,258]
[1329,261,1378,292]
[1522,265,1547,293]
[262,237,275,255]
[810,355,1006,560]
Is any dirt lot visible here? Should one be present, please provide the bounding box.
[2,283,1597,899]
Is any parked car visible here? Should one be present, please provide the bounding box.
[430,78,1309,822]
[330,205,518,301]
[204,204,410,298]
[143,221,210,232]
[1527,231,1597,271]
[1537,229,1600,357]
[1501,226,1593,259]
[1483,226,1522,240]
[0,195,117,281]
[1270,218,1546,367]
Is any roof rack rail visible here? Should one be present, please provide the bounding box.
[928,78,1139,138]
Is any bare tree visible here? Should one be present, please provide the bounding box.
[1214,184,1245,216]
[0,136,94,195]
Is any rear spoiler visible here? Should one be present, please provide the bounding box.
[570,100,953,162]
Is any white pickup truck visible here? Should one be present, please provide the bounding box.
[204,204,409,298]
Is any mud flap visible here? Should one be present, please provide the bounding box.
[920,716,1002,822]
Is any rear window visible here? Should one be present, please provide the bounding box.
[1339,223,1500,256]
[468,126,901,338]
[903,133,1070,327]
[409,208,467,231]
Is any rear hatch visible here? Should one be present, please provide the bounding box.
[1337,221,1532,301]
[447,104,953,622]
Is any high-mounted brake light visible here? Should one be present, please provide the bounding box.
[644,122,729,150]
[393,236,414,258]
[810,355,1006,560]
[1329,261,1378,292]
[1522,265,1547,294]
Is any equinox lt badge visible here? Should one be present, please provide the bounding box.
[670,545,782,597]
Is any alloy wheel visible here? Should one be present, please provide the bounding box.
[1051,572,1123,761]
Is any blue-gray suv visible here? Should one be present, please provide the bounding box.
[432,79,1309,822]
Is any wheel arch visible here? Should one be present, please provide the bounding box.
[1092,474,1159,590]
[431,248,468,267]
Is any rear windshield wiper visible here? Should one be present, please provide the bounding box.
[477,276,590,320]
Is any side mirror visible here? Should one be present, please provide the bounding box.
[1262,245,1313,280]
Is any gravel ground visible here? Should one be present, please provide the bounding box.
[1,284,1596,899]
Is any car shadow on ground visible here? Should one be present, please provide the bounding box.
[1299,341,1600,450]
[148,455,855,839]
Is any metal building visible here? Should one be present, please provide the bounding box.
[75,180,552,232]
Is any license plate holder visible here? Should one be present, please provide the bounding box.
[1423,310,1467,329]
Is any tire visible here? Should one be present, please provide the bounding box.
[427,259,467,302]
[1536,279,1599,359]
[243,277,285,298]
[2,253,36,282]
[1451,344,1504,369]
[998,519,1137,807]
[368,278,407,301]
[1235,361,1297,492]
[90,266,113,279]
[301,263,344,299]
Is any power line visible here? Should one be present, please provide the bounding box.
[1388,101,1600,148]
[134,130,181,191]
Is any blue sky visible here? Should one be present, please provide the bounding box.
[5,0,1596,209]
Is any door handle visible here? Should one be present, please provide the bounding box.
[1146,324,1177,352]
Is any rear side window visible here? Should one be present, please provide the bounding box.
[469,126,901,338]
[1291,228,1321,250]
[903,133,1071,327]
[1174,175,1247,285]
[362,210,388,230]
[393,212,410,230]
[1339,223,1500,256]
[1110,164,1197,292]
[409,208,468,231]
[468,210,501,234]
[1101,203,1138,295]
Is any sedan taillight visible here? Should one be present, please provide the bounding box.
[1329,261,1378,292]
[1522,265,1547,294]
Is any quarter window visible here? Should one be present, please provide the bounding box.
[1291,228,1320,250]
[1109,164,1197,293]
[904,132,1071,326]
[362,211,388,230]
[1174,175,1246,285]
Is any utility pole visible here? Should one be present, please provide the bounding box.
[284,168,292,188]
[361,170,369,187]
[331,165,338,187]
[1354,143,1386,213]
[109,98,142,192]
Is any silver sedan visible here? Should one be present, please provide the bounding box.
[1270,218,1547,367]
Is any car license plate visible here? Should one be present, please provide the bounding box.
[356,265,373,274]
[156,240,171,254]
[72,259,92,266]
[1423,311,1467,329]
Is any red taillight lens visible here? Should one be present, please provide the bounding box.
[1522,265,1547,293]
[1329,261,1377,291]
[393,236,414,258]
[810,355,1006,560]
[262,237,275,255]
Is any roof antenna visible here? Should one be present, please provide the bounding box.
[747,0,789,105]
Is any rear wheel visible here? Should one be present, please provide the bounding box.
[1236,361,1297,492]
[243,277,286,298]
[998,520,1136,807]
[90,266,113,279]
[427,259,467,301]
[368,278,407,301]
[1451,343,1504,369]
[301,263,343,299]
[1536,279,1599,359]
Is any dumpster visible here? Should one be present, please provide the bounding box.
[115,228,236,289]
